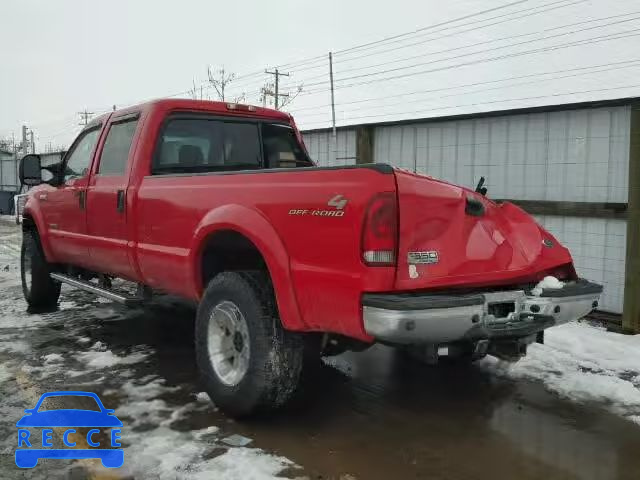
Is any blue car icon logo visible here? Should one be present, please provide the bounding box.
[15,391,123,468]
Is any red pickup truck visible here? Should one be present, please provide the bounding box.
[18,99,601,416]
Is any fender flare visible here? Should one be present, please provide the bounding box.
[189,204,305,331]
[23,203,55,263]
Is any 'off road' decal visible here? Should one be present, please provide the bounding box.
[288,194,348,217]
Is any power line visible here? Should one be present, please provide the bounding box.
[334,0,531,56]
[278,0,588,89]
[292,58,640,113]
[298,27,640,95]
[302,83,640,127]
[300,17,640,89]
[292,9,640,86]
[335,0,584,62]
[224,0,580,92]
[299,59,640,119]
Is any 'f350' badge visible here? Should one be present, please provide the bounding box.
[407,251,439,264]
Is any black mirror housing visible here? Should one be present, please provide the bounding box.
[19,154,43,186]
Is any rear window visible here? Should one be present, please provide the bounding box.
[262,123,312,168]
[152,116,312,175]
[153,119,261,174]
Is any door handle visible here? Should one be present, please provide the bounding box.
[117,190,125,213]
[73,190,86,210]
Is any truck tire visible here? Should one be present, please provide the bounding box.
[195,271,304,417]
[20,230,60,309]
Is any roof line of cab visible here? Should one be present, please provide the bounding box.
[86,99,292,129]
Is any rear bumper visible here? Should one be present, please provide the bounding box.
[362,279,602,345]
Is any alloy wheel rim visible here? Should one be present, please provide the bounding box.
[207,300,250,386]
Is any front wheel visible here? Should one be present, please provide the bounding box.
[195,271,304,417]
[21,230,60,309]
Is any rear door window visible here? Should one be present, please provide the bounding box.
[153,118,261,174]
[97,119,139,175]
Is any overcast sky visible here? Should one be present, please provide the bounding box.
[2,0,640,149]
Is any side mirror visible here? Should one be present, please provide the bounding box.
[19,154,43,186]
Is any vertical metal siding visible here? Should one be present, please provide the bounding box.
[302,130,357,167]
[535,216,626,313]
[374,107,630,202]
[0,156,18,191]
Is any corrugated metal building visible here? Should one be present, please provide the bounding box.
[301,98,637,318]
[0,148,19,214]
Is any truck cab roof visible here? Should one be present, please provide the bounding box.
[110,98,292,123]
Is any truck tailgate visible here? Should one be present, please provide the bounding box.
[393,169,574,291]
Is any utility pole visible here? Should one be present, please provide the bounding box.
[78,109,94,126]
[29,130,35,154]
[208,66,236,102]
[329,52,337,163]
[264,68,290,109]
[21,125,28,153]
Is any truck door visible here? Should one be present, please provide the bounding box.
[40,126,101,266]
[85,113,140,279]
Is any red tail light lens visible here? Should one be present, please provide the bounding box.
[361,192,398,266]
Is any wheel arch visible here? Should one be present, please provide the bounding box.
[21,206,55,263]
[190,204,305,331]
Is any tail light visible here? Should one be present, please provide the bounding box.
[361,192,398,266]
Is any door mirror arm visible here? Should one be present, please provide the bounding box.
[43,164,64,187]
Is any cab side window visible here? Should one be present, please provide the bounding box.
[63,128,100,183]
[97,119,139,175]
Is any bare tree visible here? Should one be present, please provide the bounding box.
[208,66,236,101]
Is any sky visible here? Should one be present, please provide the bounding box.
[2,0,640,150]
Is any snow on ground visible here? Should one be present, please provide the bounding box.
[74,340,150,369]
[107,375,297,480]
[480,321,640,423]
[0,225,298,479]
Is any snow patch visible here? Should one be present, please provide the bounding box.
[190,447,293,480]
[122,427,292,480]
[531,275,564,296]
[74,342,149,369]
[43,353,64,364]
[481,322,640,423]
[110,376,295,478]
[193,426,219,439]
[195,391,210,403]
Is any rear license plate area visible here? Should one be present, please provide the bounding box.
[488,301,516,319]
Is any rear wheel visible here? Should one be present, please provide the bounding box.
[195,271,304,417]
[20,230,60,309]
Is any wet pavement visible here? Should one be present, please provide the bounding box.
[0,220,639,480]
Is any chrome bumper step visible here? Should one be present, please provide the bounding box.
[362,280,602,345]
[50,273,145,306]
